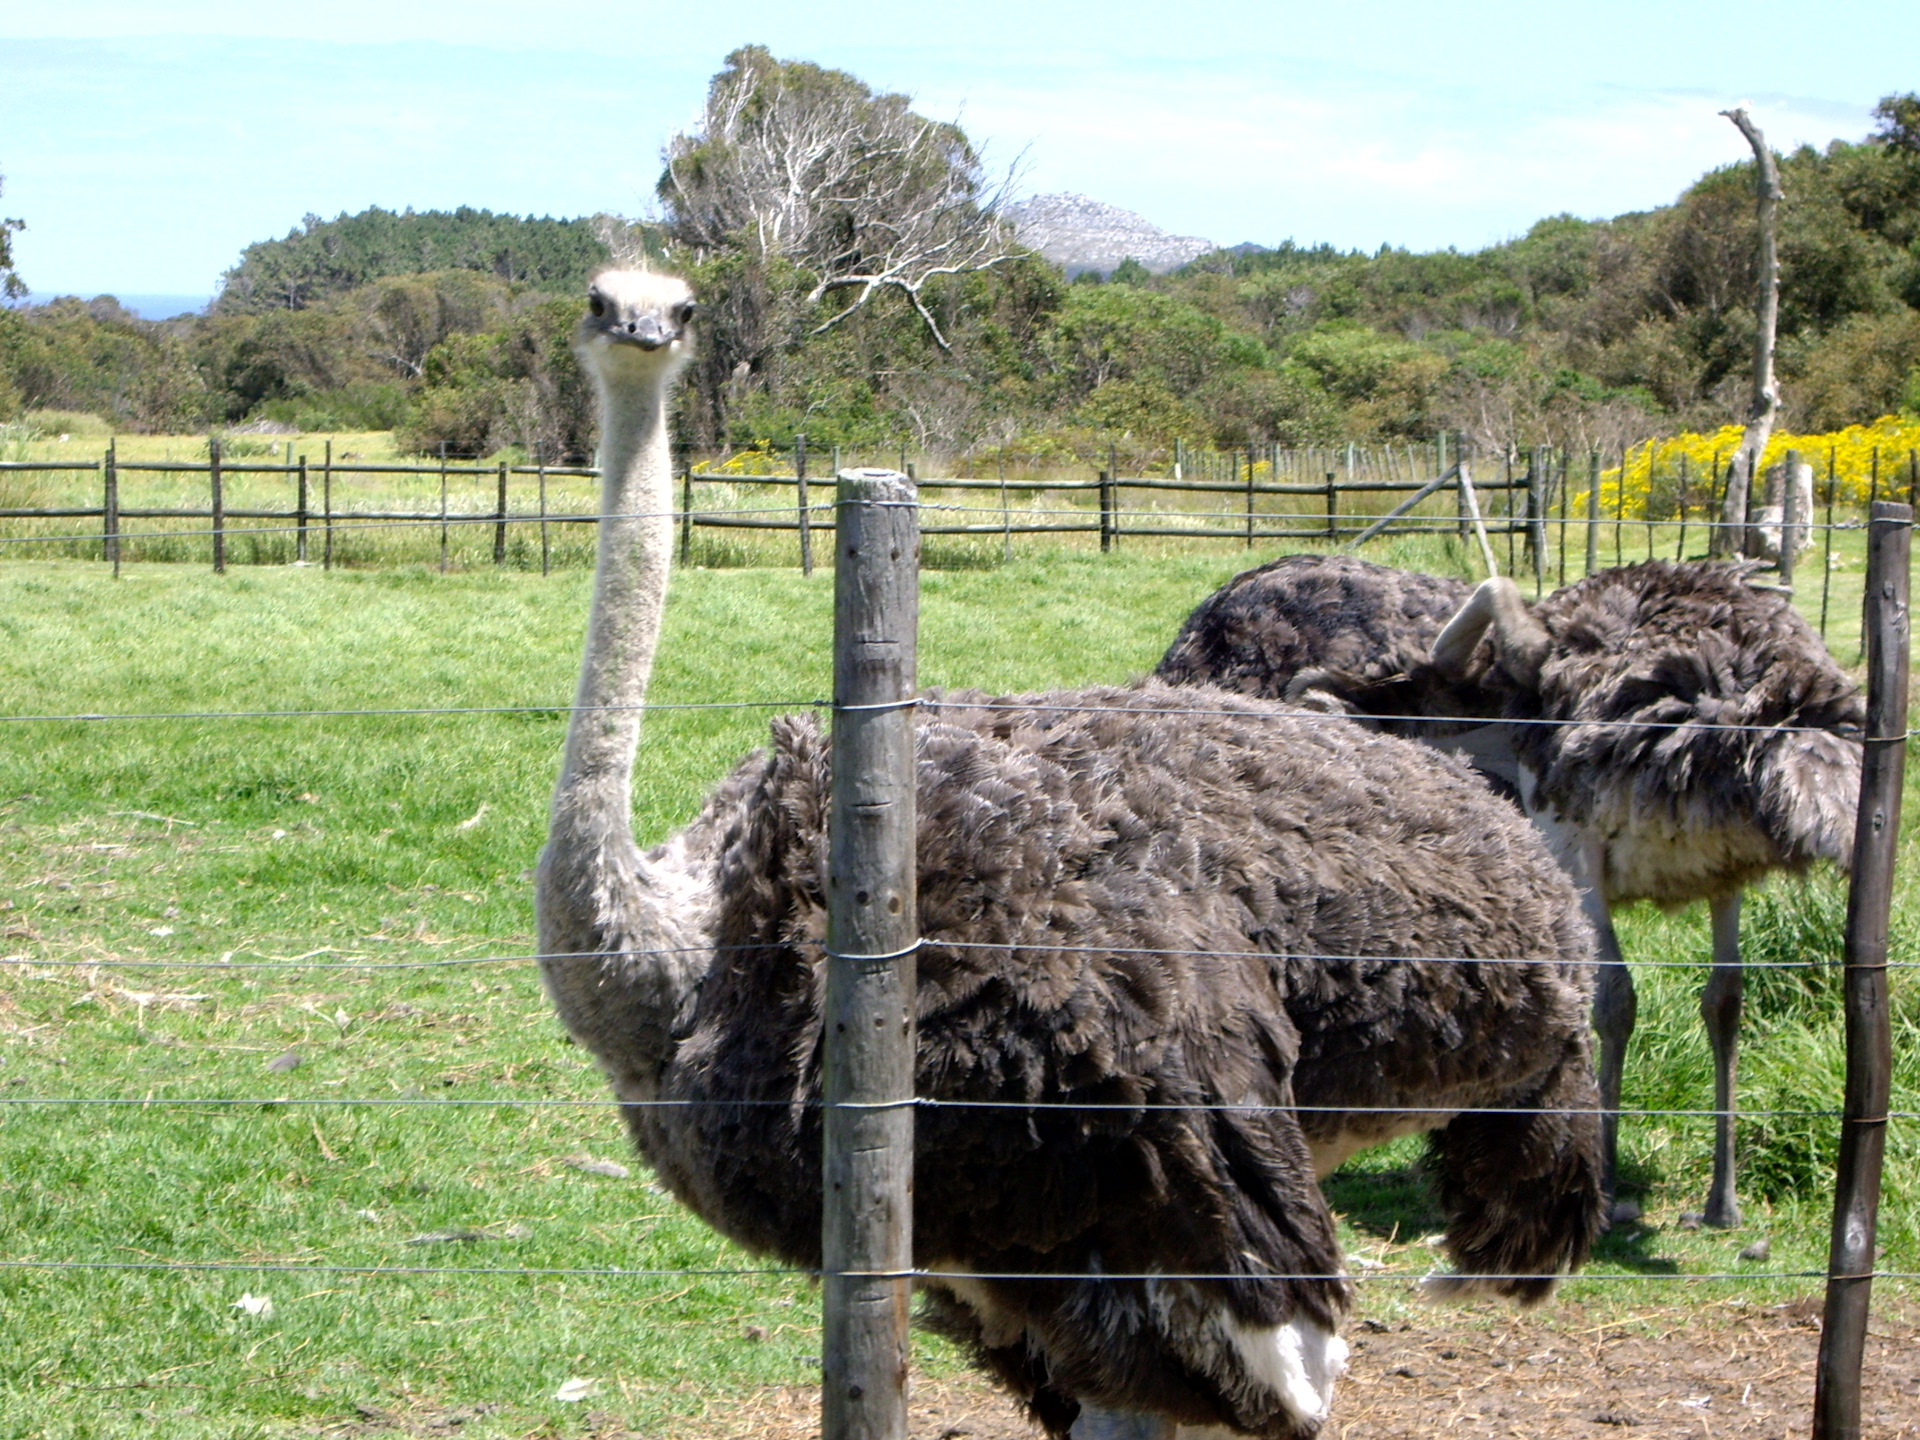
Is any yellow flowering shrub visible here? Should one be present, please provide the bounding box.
[1587,417,1920,520]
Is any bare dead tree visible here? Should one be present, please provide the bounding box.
[658,47,1020,350]
[1712,107,1782,557]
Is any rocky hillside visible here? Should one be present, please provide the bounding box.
[1005,193,1215,276]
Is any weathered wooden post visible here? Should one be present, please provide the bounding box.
[104,440,120,577]
[1675,453,1689,561]
[538,446,551,576]
[678,446,693,567]
[1324,470,1337,541]
[823,467,918,1440]
[438,445,450,573]
[296,455,309,563]
[1244,448,1255,547]
[797,432,814,577]
[1098,469,1112,553]
[494,459,509,566]
[1820,448,1837,638]
[208,435,226,574]
[322,439,334,571]
[1812,500,1910,1440]
[1778,447,1802,589]
[1527,447,1548,590]
[1584,449,1600,577]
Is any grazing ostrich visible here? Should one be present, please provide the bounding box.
[1158,553,1863,1226]
[537,272,1603,1440]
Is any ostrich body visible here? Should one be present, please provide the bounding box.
[537,274,1603,1440]
[1157,553,1863,1225]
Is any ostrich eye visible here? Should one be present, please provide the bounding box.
[588,294,606,318]
[675,301,697,325]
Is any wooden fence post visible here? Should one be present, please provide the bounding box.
[679,448,693,567]
[1779,447,1802,590]
[823,467,918,1440]
[1527,447,1548,590]
[1812,500,1910,1440]
[1585,450,1600,577]
[209,436,225,574]
[1821,448,1837,638]
[297,456,309,563]
[104,440,120,577]
[1675,453,1689,561]
[323,439,334,572]
[797,432,813,577]
[438,445,450,573]
[538,447,551,576]
[1244,448,1255,548]
[1098,470,1112,553]
[1324,470,1337,541]
[494,459,509,565]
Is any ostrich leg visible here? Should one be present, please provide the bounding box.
[1700,891,1744,1228]
[1580,862,1636,1215]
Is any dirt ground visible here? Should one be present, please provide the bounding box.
[652,1297,1920,1440]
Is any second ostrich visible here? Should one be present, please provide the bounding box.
[538,274,1604,1440]
[1159,552,1863,1225]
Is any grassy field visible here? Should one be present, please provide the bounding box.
[0,531,1913,1438]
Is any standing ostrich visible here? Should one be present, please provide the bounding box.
[537,272,1604,1440]
[1158,553,1863,1226]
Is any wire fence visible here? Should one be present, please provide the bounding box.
[0,489,1911,1435]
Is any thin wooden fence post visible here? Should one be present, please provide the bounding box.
[104,440,120,577]
[1325,470,1337,541]
[678,449,692,567]
[1585,450,1600,576]
[998,451,1012,563]
[797,433,813,577]
[1557,449,1570,586]
[1642,442,1656,561]
[1870,447,1880,505]
[1614,445,1625,567]
[1909,450,1918,508]
[494,460,509,565]
[538,447,551,576]
[209,435,226,574]
[1244,447,1255,548]
[1811,500,1910,1440]
[1779,447,1801,589]
[296,455,309,563]
[1820,446,1836,638]
[438,445,450,573]
[1527,446,1548,591]
[1098,470,1112,553]
[1675,453,1689,560]
[323,439,334,571]
[822,466,918,1440]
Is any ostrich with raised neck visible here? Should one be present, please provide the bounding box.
[537,271,1606,1440]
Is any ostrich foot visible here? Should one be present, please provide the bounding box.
[1702,1193,1742,1229]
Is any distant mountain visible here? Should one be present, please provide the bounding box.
[1005,193,1215,277]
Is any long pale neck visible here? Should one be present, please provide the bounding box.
[553,373,675,838]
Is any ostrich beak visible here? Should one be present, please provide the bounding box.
[610,315,675,350]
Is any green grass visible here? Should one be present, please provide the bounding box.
[0,540,1910,1436]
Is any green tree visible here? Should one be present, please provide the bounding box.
[0,168,24,302]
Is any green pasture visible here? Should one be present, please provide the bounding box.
[0,531,1913,1437]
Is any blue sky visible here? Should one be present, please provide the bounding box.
[3,0,1915,299]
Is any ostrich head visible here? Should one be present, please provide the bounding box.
[575,269,697,383]
[1431,562,1864,881]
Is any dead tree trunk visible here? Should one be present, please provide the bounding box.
[1712,107,1782,558]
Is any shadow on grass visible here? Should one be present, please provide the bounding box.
[1325,1159,1681,1275]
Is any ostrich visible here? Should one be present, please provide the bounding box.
[1158,553,1863,1226]
[537,272,1604,1440]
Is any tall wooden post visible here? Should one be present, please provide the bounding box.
[1675,453,1689,561]
[1812,501,1910,1440]
[823,467,919,1440]
[296,456,309,563]
[438,445,450,573]
[1821,448,1837,638]
[104,440,120,577]
[494,459,509,565]
[1585,450,1600,577]
[797,432,813,577]
[209,436,226,574]
[1527,447,1548,589]
[1244,448,1255,547]
[1324,470,1337,541]
[678,448,693,567]
[322,439,334,571]
[1098,470,1112,553]
[538,447,551,576]
[1778,447,1802,589]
